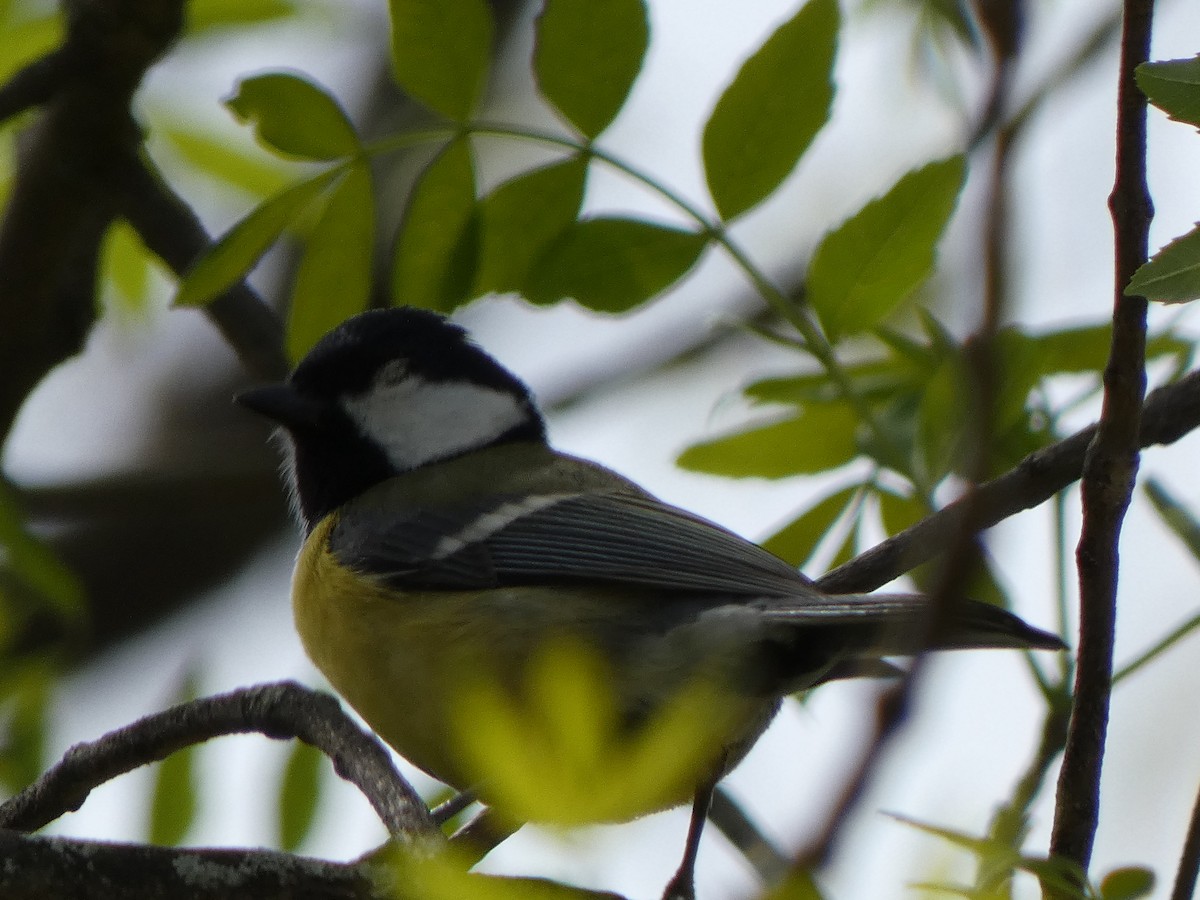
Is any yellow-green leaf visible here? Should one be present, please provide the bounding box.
[762,485,858,566]
[473,157,586,295]
[157,124,293,198]
[678,404,859,478]
[1126,222,1200,302]
[287,163,374,362]
[702,0,838,220]
[534,0,648,138]
[391,139,478,311]
[148,671,201,847]
[389,0,493,121]
[1098,867,1155,900]
[526,218,706,312]
[1136,55,1200,128]
[186,0,295,33]
[175,169,338,308]
[278,740,324,852]
[808,157,966,342]
[227,72,359,161]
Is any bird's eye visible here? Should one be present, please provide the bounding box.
[375,358,409,386]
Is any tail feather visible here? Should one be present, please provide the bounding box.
[757,592,1065,654]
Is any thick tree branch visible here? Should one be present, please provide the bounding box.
[0,49,73,121]
[1048,0,1154,883]
[0,831,378,900]
[0,682,439,850]
[0,0,286,452]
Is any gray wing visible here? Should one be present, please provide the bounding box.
[329,489,819,597]
[328,488,1065,650]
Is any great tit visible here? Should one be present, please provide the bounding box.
[237,307,1063,898]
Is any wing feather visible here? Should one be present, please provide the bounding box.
[330,490,816,597]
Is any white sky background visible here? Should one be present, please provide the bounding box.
[5,0,1200,897]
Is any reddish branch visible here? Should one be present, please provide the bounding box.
[1047,0,1155,884]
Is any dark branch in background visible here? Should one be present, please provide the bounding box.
[1048,0,1154,886]
[817,367,1200,595]
[1171,781,1200,900]
[0,0,286,451]
[114,153,287,379]
[0,681,439,849]
[0,832,378,900]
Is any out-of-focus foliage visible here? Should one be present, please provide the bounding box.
[278,739,324,852]
[147,670,201,847]
[452,639,737,825]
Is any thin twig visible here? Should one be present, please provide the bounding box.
[0,681,440,850]
[1048,0,1154,884]
[708,787,790,884]
[1171,779,1200,900]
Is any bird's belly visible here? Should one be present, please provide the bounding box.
[291,530,779,815]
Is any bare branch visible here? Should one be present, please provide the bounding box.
[0,682,440,850]
[0,830,377,900]
[1048,0,1155,883]
[114,152,288,379]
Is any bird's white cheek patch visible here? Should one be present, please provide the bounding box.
[341,375,530,471]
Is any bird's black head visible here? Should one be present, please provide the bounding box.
[237,308,547,531]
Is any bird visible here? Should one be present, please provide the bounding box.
[236,306,1064,899]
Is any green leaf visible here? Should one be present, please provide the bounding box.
[0,660,51,793]
[474,157,587,295]
[1126,222,1200,302]
[916,354,967,483]
[389,0,493,121]
[227,72,359,161]
[1099,867,1155,900]
[186,0,295,33]
[148,671,201,847]
[534,0,648,138]
[1144,478,1200,562]
[526,218,706,312]
[0,482,85,623]
[0,12,61,83]
[175,169,338,308]
[678,404,859,478]
[100,220,155,319]
[157,124,293,198]
[746,358,916,407]
[1136,55,1200,128]
[391,139,479,311]
[808,156,966,342]
[762,485,857,566]
[287,164,374,362]
[278,740,324,852]
[877,487,925,538]
[702,0,838,220]
[760,870,826,900]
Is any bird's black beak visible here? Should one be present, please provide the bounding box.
[235,384,331,430]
